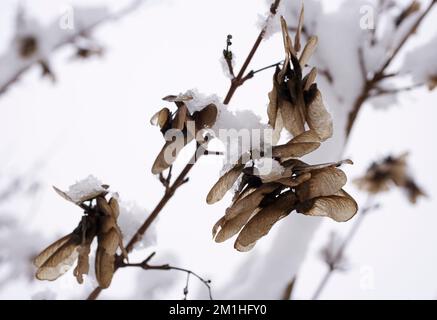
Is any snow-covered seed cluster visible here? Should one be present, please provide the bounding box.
[206,12,358,252]
[34,179,127,289]
[150,94,218,174]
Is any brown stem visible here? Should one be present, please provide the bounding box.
[345,0,436,137]
[120,258,213,300]
[223,0,282,104]
[86,0,282,300]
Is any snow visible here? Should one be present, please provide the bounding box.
[183,89,222,114]
[183,89,268,163]
[219,54,236,80]
[253,158,284,178]
[61,175,106,204]
[118,200,156,250]
[402,33,437,87]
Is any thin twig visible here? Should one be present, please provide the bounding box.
[119,253,213,300]
[345,0,436,137]
[158,165,172,191]
[86,0,282,300]
[251,61,283,76]
[223,34,236,79]
[312,199,380,300]
[358,47,367,82]
[240,60,284,84]
[223,0,282,104]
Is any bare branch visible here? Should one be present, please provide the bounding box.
[358,47,367,81]
[223,0,282,104]
[345,0,436,137]
[119,253,213,300]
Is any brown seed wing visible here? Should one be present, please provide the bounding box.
[215,208,261,243]
[109,197,120,219]
[172,105,188,130]
[296,189,358,222]
[299,36,318,68]
[225,183,280,221]
[267,69,280,129]
[95,228,119,289]
[296,167,347,201]
[35,234,81,281]
[272,141,320,159]
[206,164,245,204]
[34,233,73,268]
[294,6,305,53]
[280,99,306,138]
[97,196,113,217]
[152,140,184,174]
[193,104,218,130]
[277,172,312,187]
[150,108,170,128]
[294,159,353,173]
[303,67,318,91]
[235,192,296,252]
[306,89,333,141]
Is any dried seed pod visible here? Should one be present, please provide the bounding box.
[95,226,119,289]
[299,36,318,68]
[172,104,188,130]
[97,196,113,217]
[208,14,358,252]
[276,172,312,187]
[162,94,193,102]
[280,16,295,57]
[294,5,304,53]
[235,191,297,252]
[296,167,347,201]
[303,67,318,91]
[109,197,120,219]
[215,208,261,243]
[224,183,280,221]
[150,107,170,129]
[193,104,218,130]
[206,163,245,204]
[34,233,81,281]
[294,159,353,173]
[305,87,333,141]
[296,189,358,222]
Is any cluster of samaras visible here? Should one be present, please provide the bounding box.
[355,152,426,204]
[33,185,127,288]
[148,13,359,252]
[205,14,358,251]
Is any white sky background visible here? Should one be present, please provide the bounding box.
[0,0,436,299]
